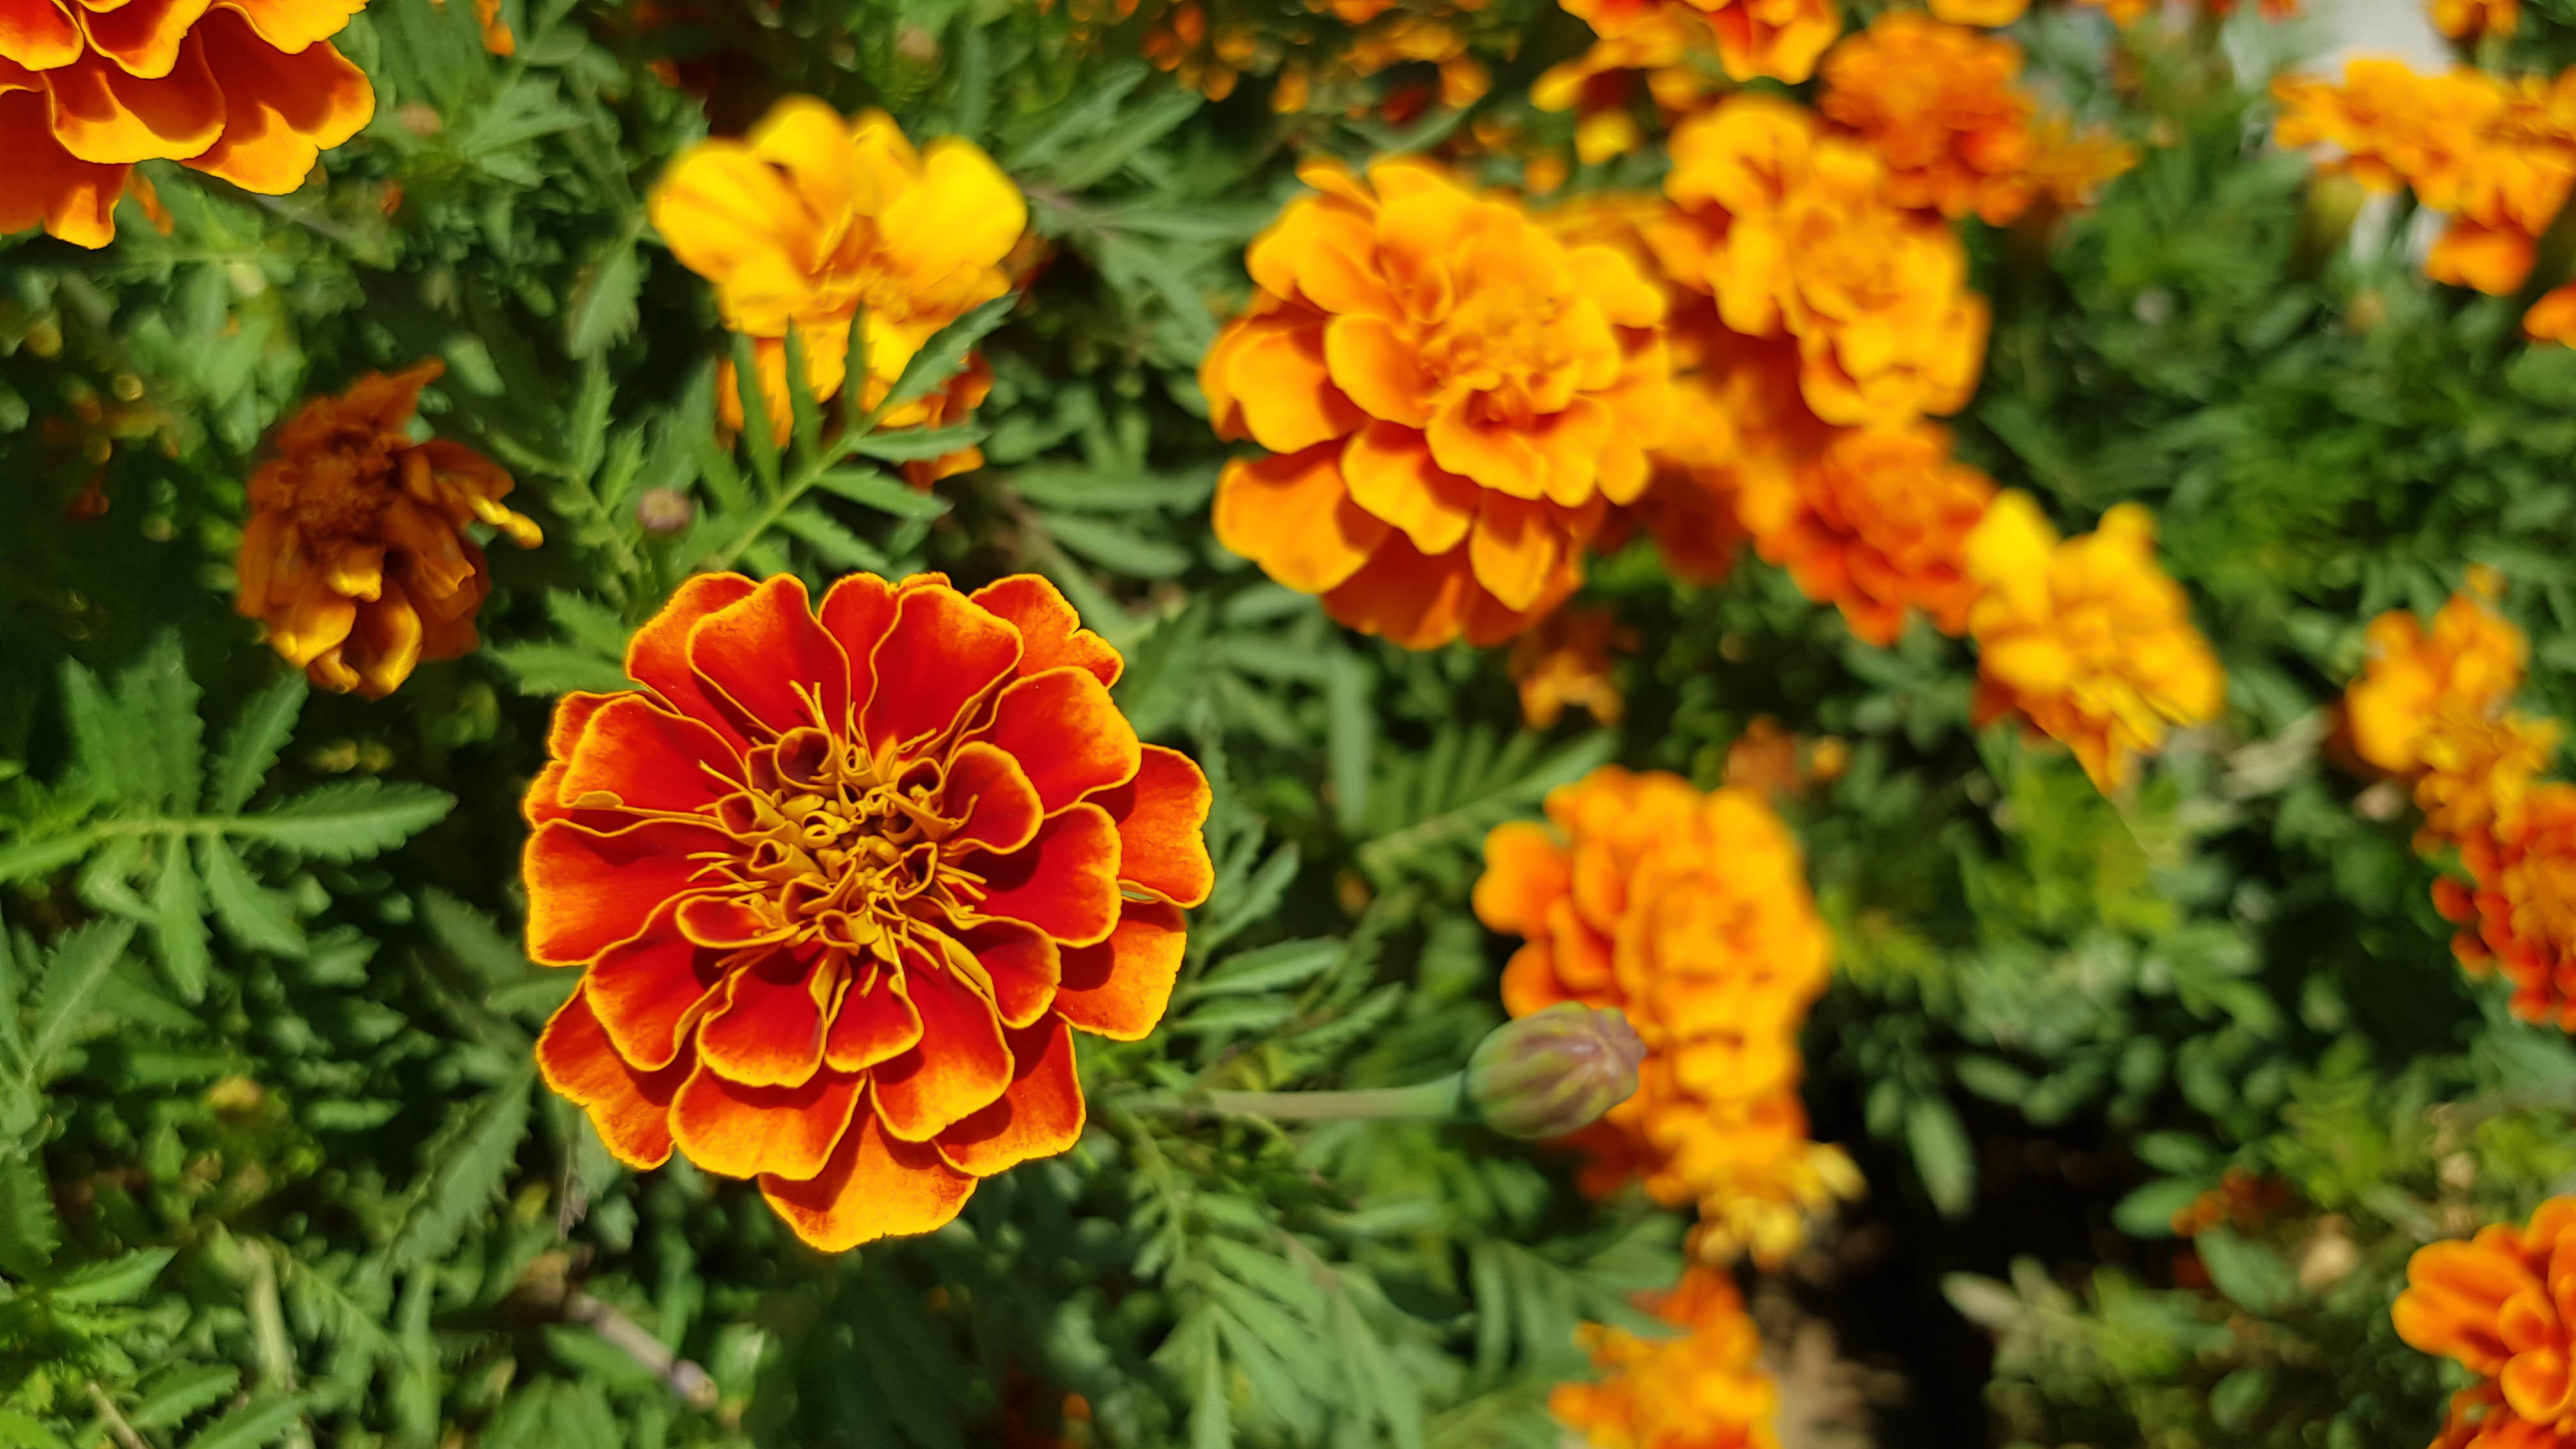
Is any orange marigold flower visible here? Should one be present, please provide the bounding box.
[2530,284,2576,343]
[1930,0,2028,24]
[1559,0,1838,84]
[2441,783,2576,1029]
[1532,12,1719,166]
[1818,13,2038,225]
[2345,572,2556,844]
[1963,492,2225,792]
[1205,157,1673,648]
[2396,1196,2576,1442]
[0,0,375,249]
[1551,1266,1781,1449]
[1510,607,1634,729]
[1475,767,1859,1263]
[236,362,539,700]
[2023,117,2140,213]
[2431,0,2517,42]
[651,97,1025,454]
[1736,422,1994,647]
[1658,95,1990,426]
[524,571,1214,1251]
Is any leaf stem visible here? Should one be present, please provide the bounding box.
[84,1382,147,1449]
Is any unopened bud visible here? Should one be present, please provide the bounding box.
[895,24,940,64]
[1464,1002,1645,1139]
[636,486,694,536]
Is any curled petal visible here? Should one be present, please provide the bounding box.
[184,11,372,193]
[1052,899,1185,1041]
[824,966,925,1072]
[696,949,830,1088]
[975,666,1141,814]
[937,1016,1084,1176]
[1094,746,1213,907]
[970,573,1122,687]
[1473,821,1570,936]
[864,582,1021,753]
[972,803,1123,947]
[536,990,680,1169]
[586,899,729,1070]
[668,1060,862,1180]
[556,694,741,817]
[1213,445,1389,595]
[819,572,899,717]
[955,917,1060,1030]
[868,952,1014,1141]
[522,818,730,966]
[628,574,760,746]
[946,741,1044,854]
[687,573,852,740]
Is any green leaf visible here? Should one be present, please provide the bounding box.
[839,305,874,420]
[883,295,1014,412]
[420,889,530,984]
[1905,1096,1976,1216]
[131,1365,243,1431]
[0,1410,70,1449]
[2196,1228,2298,1314]
[179,1395,306,1449]
[492,641,636,696]
[732,331,783,495]
[2111,1178,2204,1238]
[197,837,304,958]
[207,675,307,814]
[845,424,988,465]
[148,839,209,1002]
[51,1246,175,1303]
[2210,1366,2273,1430]
[775,506,890,572]
[1326,652,1376,835]
[0,831,93,886]
[781,323,826,467]
[812,467,954,517]
[230,780,454,860]
[1040,511,1192,579]
[0,1153,61,1279]
[29,919,134,1080]
[1188,939,1343,998]
[564,235,642,358]
[391,1070,534,1266]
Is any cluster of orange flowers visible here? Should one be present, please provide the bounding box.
[2340,573,2576,1029]
[1553,1267,1781,1449]
[2395,1195,2576,1448]
[2275,61,2576,340]
[1476,767,1861,1267]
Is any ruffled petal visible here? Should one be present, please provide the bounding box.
[1472,821,1570,936]
[694,949,829,1088]
[868,953,1013,1140]
[668,1060,862,1180]
[1052,899,1185,1041]
[45,43,222,163]
[628,573,760,746]
[685,573,852,741]
[970,802,1123,946]
[1213,445,1391,594]
[945,740,1044,854]
[1091,745,1213,907]
[536,989,680,1169]
[973,666,1140,815]
[863,581,1022,754]
[1323,315,1436,428]
[954,917,1059,1030]
[556,693,742,816]
[819,572,900,717]
[1221,314,1366,453]
[522,818,732,966]
[182,11,371,192]
[759,1105,978,1251]
[0,92,124,244]
[0,0,82,68]
[935,1016,1084,1176]
[212,0,365,52]
[79,0,216,79]
[584,904,727,1071]
[823,965,924,1071]
[970,573,1123,688]
[1341,421,1480,554]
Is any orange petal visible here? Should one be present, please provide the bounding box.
[823,966,924,1072]
[46,45,223,164]
[862,582,1021,755]
[974,666,1140,814]
[1427,397,1551,502]
[972,803,1123,947]
[687,573,851,740]
[1323,316,1435,428]
[0,0,82,68]
[819,571,899,708]
[1472,820,1569,936]
[936,1016,1084,1176]
[1341,422,1478,554]
[970,573,1123,687]
[81,0,217,78]
[183,12,372,193]
[1213,445,1390,594]
[695,949,829,1088]
[536,989,680,1169]
[868,953,1014,1140]
[759,1103,978,1251]
[584,901,726,1071]
[628,574,760,747]
[1052,899,1185,1041]
[215,0,369,51]
[0,93,125,246]
[1093,744,1213,907]
[668,1059,861,1180]
[1222,314,1366,452]
[1498,941,1572,1016]
[522,818,730,966]
[1467,495,1565,612]
[524,690,614,826]
[1322,531,1474,649]
[556,693,741,816]
[674,893,792,949]
[956,917,1060,1030]
[945,741,1045,854]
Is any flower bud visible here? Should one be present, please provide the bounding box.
[636,486,695,537]
[1463,1002,1645,1139]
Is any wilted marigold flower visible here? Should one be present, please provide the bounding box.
[1560,0,1839,84]
[1818,13,2038,225]
[2346,572,2556,844]
[1508,607,1635,729]
[2440,783,2576,1030]
[2396,1196,2576,1446]
[1475,767,1858,1263]
[1551,1266,1781,1449]
[1963,492,2223,792]
[1206,157,1672,648]
[236,362,539,700]
[525,571,1213,1249]
[1736,422,1994,648]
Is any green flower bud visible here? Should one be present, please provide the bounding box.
[1464,1002,1645,1140]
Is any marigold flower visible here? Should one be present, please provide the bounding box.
[2022,118,2140,213]
[1558,0,1837,84]
[1818,13,2038,225]
[1551,1266,1782,1449]
[1531,12,1718,165]
[1737,422,1994,647]
[1509,607,1635,729]
[2430,0,2516,42]
[1475,767,1855,1263]
[2346,573,2554,844]
[652,97,1025,455]
[236,362,539,699]
[1659,96,1990,426]
[1930,0,2028,24]
[0,0,375,248]
[2440,783,2576,1029]
[1205,157,1672,648]
[2397,1196,2576,1444]
[525,571,1213,1250]
[2528,285,2576,344]
[1963,492,2224,792]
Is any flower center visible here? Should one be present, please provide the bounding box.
[254,424,404,541]
[709,726,977,951]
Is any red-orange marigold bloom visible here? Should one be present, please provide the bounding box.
[1818,13,2038,225]
[2442,783,2576,1030]
[1205,157,1672,648]
[0,0,374,248]
[1551,1266,1781,1449]
[2397,1196,2576,1443]
[236,362,540,699]
[524,571,1214,1249]
[1560,0,1839,84]
[2346,572,2556,845]
[1736,422,1994,647]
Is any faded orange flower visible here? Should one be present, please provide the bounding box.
[236,362,540,699]
[1476,767,1859,1265]
[1818,13,2038,225]
[0,0,376,248]
[1552,1267,1781,1449]
[1737,422,1994,647]
[1963,492,2225,792]
[1206,157,1672,648]
[2346,572,2556,844]
[1510,607,1634,728]
[1559,0,1838,84]
[2396,1196,2576,1445]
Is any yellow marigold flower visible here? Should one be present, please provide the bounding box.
[651,97,1026,447]
[1552,1266,1781,1449]
[1532,12,1719,164]
[1818,12,2039,225]
[1659,95,1990,426]
[2431,0,2516,42]
[1963,492,2224,792]
[2024,117,2140,212]
[236,362,540,700]
[1509,607,1634,728]
[2415,714,2559,847]
[1931,0,2029,24]
[1206,157,1673,648]
[2344,572,2554,845]
[1738,422,1995,648]
[1559,0,1839,84]
[1475,767,1854,1263]
[2527,284,2576,343]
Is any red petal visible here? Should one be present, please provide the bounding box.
[936,1017,1084,1176]
[945,741,1043,854]
[861,583,1021,755]
[0,0,83,68]
[585,899,726,1070]
[536,989,680,1168]
[695,949,829,1088]
[970,803,1122,947]
[973,667,1140,815]
[80,0,216,79]
[685,573,852,741]
[46,45,222,164]
[970,574,1122,688]
[524,689,615,825]
[868,949,1013,1141]
[1053,899,1185,1041]
[557,694,741,815]
[522,819,730,966]
[1094,746,1213,907]
[759,1103,977,1251]
[956,917,1060,1030]
[668,1061,861,1180]
[824,964,924,1071]
[181,13,372,192]
[674,893,792,949]
[820,573,899,717]
[627,574,759,746]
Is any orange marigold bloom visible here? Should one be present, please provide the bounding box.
[1558,0,1838,84]
[1531,13,1718,166]
[1475,767,1859,1264]
[2431,0,2517,42]
[1818,13,2038,226]
[236,362,540,700]
[2346,572,2555,844]
[1963,492,2225,792]
[2441,783,2576,1030]
[1930,0,2028,24]
[2529,284,2576,343]
[2396,1196,2576,1443]
[1205,157,1672,648]
[1736,422,1994,647]
[2022,118,2140,213]
[1551,1266,1781,1449]
[1658,95,1990,426]
[0,0,375,248]
[525,572,1214,1251]
[1510,607,1634,729]
[651,97,1025,456]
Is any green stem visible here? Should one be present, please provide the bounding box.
[1130,1073,1464,1124]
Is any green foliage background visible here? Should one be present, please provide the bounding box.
[7,0,2576,1444]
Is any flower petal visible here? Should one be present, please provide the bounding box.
[522,818,731,966]
[1213,445,1391,594]
[973,666,1140,815]
[80,0,215,79]
[1091,745,1213,907]
[759,1104,978,1251]
[863,582,1021,754]
[1341,422,1479,555]
[556,694,742,816]
[182,12,372,193]
[1322,531,1475,649]
[1472,821,1569,937]
[1221,314,1366,453]
[628,573,760,746]
[536,989,680,1169]
[969,573,1122,688]
[695,949,829,1088]
[0,0,82,68]
[213,0,367,51]
[1468,495,1565,612]
[668,1060,862,1180]
[824,963,925,1072]
[936,1017,1084,1176]
[956,917,1060,1030]
[687,573,851,740]
[524,691,614,825]
[46,44,222,163]
[970,802,1122,946]
[584,903,728,1071]
[0,93,124,246]
[945,741,1044,854]
[819,572,900,714]
[1052,899,1185,1041]
[868,952,1014,1140]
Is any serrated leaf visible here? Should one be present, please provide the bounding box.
[731,332,782,494]
[148,839,209,1002]
[197,837,304,958]
[391,1069,532,1265]
[492,641,636,696]
[0,831,93,885]
[208,675,307,814]
[0,1410,70,1449]
[812,467,953,517]
[131,1365,243,1431]
[1188,939,1343,998]
[230,780,454,860]
[1327,652,1375,834]
[564,236,641,358]
[0,1153,60,1279]
[29,919,133,1080]
[845,424,987,465]
[51,1246,174,1304]
[775,506,890,571]
[1040,511,1191,579]
[179,1395,305,1449]
[420,889,530,985]
[883,296,1014,412]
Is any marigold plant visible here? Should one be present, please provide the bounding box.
[524,571,1212,1249]
[1551,1265,1782,1449]
[2396,1196,2576,1446]
[1734,421,1995,648]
